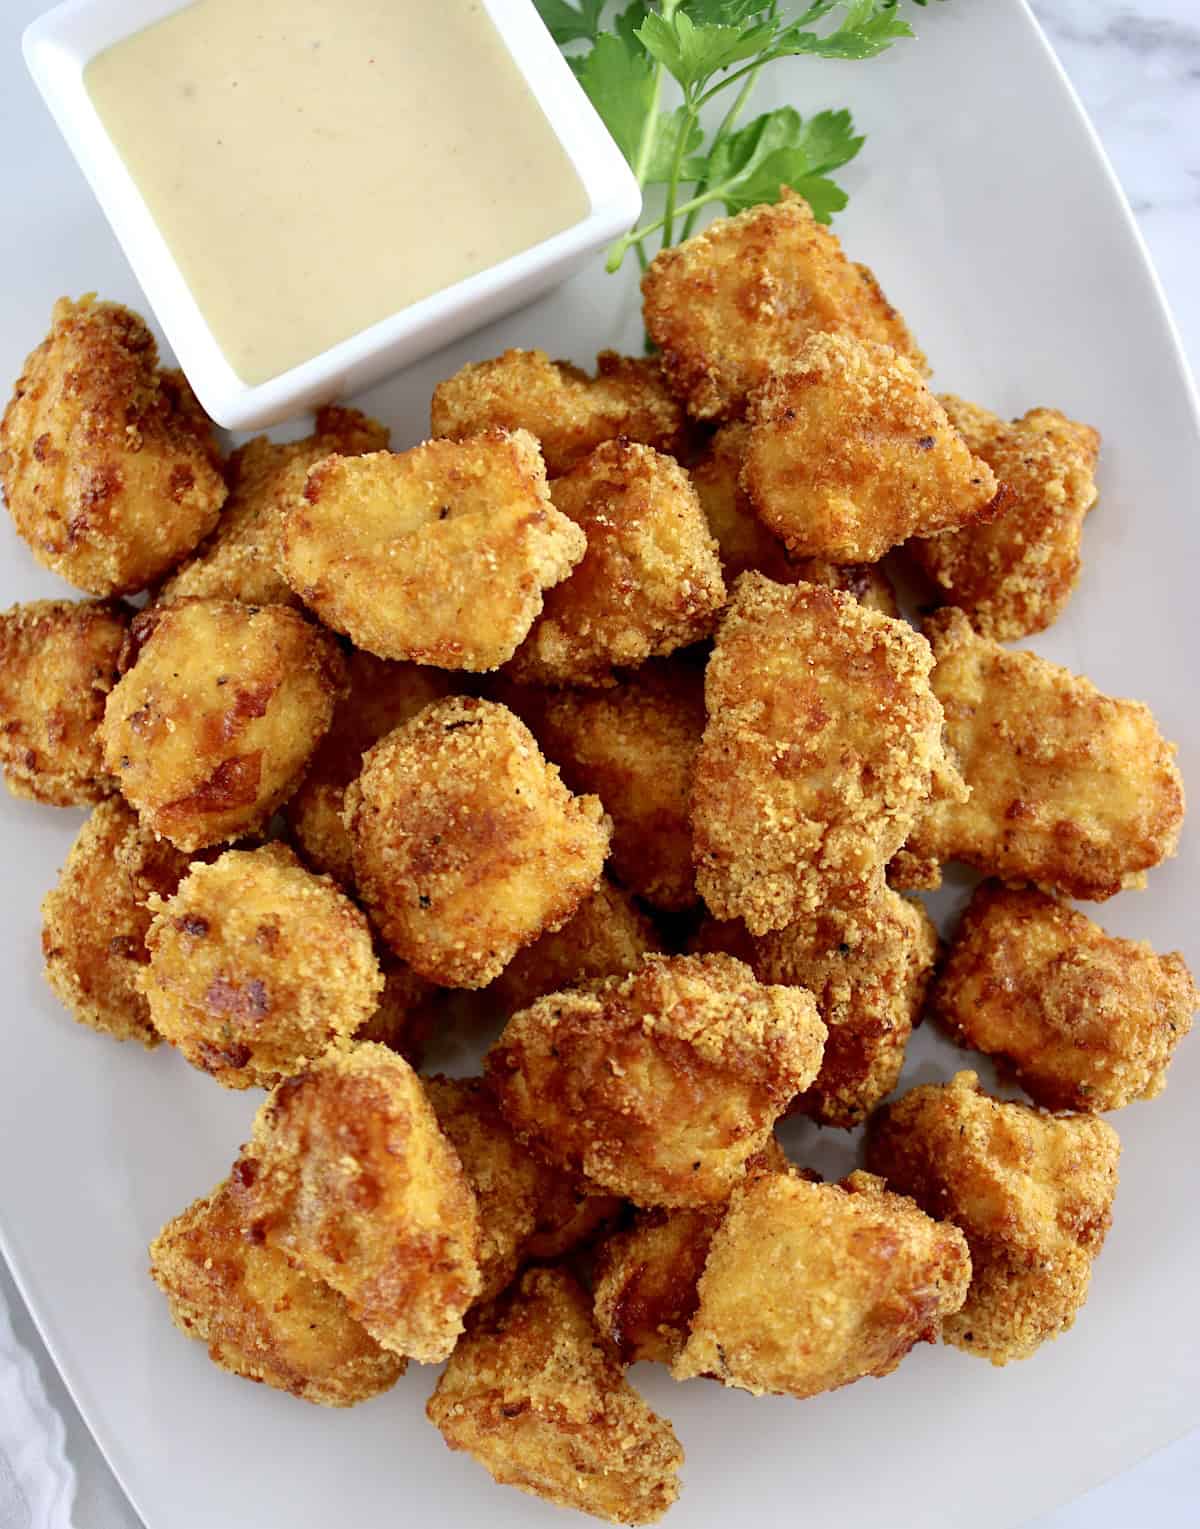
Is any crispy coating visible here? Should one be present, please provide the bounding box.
[160,405,389,607]
[280,430,584,670]
[504,661,705,910]
[487,953,826,1207]
[692,575,963,933]
[232,1042,481,1362]
[0,297,225,595]
[427,1268,683,1525]
[0,598,127,804]
[741,335,1003,564]
[354,954,441,1068]
[593,1206,722,1368]
[347,698,609,987]
[909,398,1101,640]
[40,797,191,1045]
[694,888,938,1128]
[641,193,925,422]
[141,842,383,1089]
[898,609,1185,899]
[150,1179,404,1406]
[99,598,345,851]
[431,349,685,476]
[285,650,455,887]
[866,1070,1121,1364]
[506,441,725,688]
[672,1171,970,1396]
[524,1177,624,1261]
[931,883,1197,1111]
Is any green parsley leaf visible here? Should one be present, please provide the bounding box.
[575,32,656,164]
[772,0,914,60]
[683,0,778,24]
[532,0,606,48]
[705,107,861,213]
[637,12,776,91]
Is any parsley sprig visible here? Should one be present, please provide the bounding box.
[536,1,936,272]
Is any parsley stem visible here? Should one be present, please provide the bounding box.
[660,101,698,252]
[679,64,763,243]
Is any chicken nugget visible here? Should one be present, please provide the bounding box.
[909,399,1101,639]
[141,842,382,1088]
[896,609,1185,899]
[41,797,191,1045]
[523,1176,624,1262]
[354,953,441,1068]
[345,697,610,988]
[0,598,127,805]
[0,296,226,595]
[641,192,925,422]
[866,1070,1121,1364]
[427,1267,683,1526]
[231,1042,481,1362]
[150,1178,404,1406]
[672,1171,970,1396]
[487,953,825,1207]
[931,883,1196,1112]
[593,1206,722,1368]
[741,335,1003,564]
[506,441,725,688]
[160,405,388,607]
[692,575,964,933]
[280,430,584,670]
[99,598,345,851]
[431,348,685,476]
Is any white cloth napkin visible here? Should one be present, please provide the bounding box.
[0,1277,76,1529]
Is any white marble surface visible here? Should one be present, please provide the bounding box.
[2,3,1198,1527]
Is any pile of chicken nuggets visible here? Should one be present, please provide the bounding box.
[1,192,1195,1525]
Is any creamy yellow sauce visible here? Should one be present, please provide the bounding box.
[86,0,589,384]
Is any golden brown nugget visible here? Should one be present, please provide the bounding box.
[100,598,345,852]
[285,650,455,887]
[672,1171,970,1397]
[141,842,383,1089]
[150,1179,404,1406]
[593,1206,722,1367]
[931,883,1197,1112]
[897,609,1185,899]
[232,1042,481,1362]
[354,954,441,1068]
[487,953,825,1207]
[741,334,1003,564]
[909,398,1101,640]
[642,192,924,421]
[523,1177,623,1261]
[0,297,226,595]
[692,575,963,934]
[0,598,127,805]
[506,440,725,688]
[281,430,584,670]
[347,698,609,987]
[431,348,685,476]
[866,1070,1121,1364]
[41,797,191,1045]
[160,404,389,607]
[427,1268,683,1525]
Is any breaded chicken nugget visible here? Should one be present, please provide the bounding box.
[354,953,441,1068]
[593,1206,723,1368]
[100,598,345,851]
[866,1070,1121,1364]
[694,888,938,1128]
[897,609,1185,899]
[506,441,725,688]
[41,797,191,1045]
[232,1042,481,1362]
[672,1171,970,1396]
[692,575,964,934]
[0,297,225,595]
[741,335,1003,564]
[642,192,925,422]
[281,430,584,670]
[346,698,610,988]
[0,598,127,805]
[487,953,825,1207]
[160,405,388,607]
[431,348,685,476]
[150,1178,404,1406]
[523,1177,624,1262]
[909,398,1101,640]
[141,842,382,1089]
[427,1268,683,1525]
[285,650,455,887]
[931,883,1196,1112]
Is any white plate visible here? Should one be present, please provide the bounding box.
[1,3,1197,1528]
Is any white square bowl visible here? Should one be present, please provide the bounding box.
[22,0,642,430]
